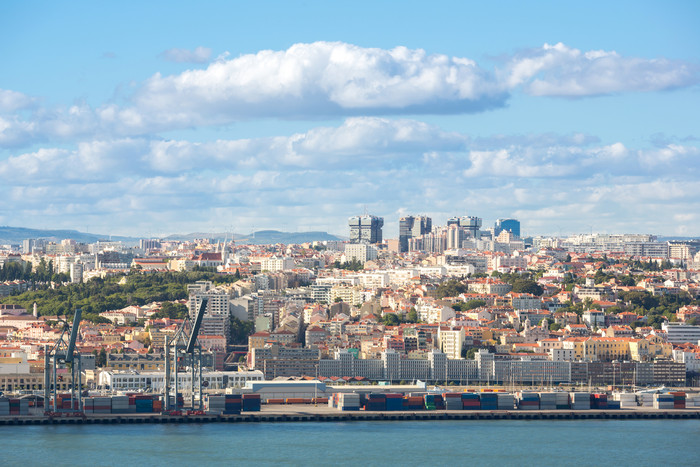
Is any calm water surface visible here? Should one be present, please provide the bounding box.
[2,419,700,466]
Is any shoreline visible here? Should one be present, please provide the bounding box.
[2,407,699,425]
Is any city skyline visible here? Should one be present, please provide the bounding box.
[1,1,699,238]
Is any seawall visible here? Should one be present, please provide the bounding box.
[1,408,699,425]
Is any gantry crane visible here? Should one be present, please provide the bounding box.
[44,308,83,414]
[164,298,208,411]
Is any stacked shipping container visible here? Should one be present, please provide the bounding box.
[591,394,608,409]
[570,393,591,410]
[242,394,261,412]
[516,392,539,410]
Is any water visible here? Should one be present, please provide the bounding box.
[2,419,699,466]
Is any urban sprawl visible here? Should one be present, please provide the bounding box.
[1,214,700,414]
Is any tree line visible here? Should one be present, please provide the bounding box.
[0,270,239,323]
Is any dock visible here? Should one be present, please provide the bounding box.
[2,406,699,425]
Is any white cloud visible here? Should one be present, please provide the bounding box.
[0,89,36,114]
[1,42,698,149]
[506,42,700,97]
[127,41,506,129]
[160,46,212,63]
[2,117,698,236]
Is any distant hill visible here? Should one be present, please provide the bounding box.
[165,230,344,245]
[1,226,343,247]
[0,226,138,245]
[240,230,344,245]
[657,236,700,242]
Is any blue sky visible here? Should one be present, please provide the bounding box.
[1,1,699,238]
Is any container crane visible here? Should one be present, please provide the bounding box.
[164,298,208,411]
[44,308,83,414]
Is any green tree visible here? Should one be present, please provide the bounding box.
[229,317,255,345]
[434,279,468,299]
[96,348,107,367]
[406,308,419,323]
[512,279,543,296]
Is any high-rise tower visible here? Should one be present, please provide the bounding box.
[494,218,520,237]
[399,215,432,252]
[348,215,384,244]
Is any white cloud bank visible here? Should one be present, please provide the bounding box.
[2,42,697,148]
[506,42,699,97]
[1,117,698,236]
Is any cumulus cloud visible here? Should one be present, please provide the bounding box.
[2,117,698,236]
[0,89,36,114]
[159,46,212,63]
[0,138,149,183]
[130,41,507,127]
[1,42,698,148]
[505,42,700,97]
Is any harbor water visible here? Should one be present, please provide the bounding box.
[2,419,699,466]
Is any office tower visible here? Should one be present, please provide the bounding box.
[447,216,482,238]
[494,218,521,237]
[399,215,432,252]
[348,215,384,244]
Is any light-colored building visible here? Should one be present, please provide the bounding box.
[344,243,378,264]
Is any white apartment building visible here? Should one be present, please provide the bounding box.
[416,301,456,324]
[188,281,230,318]
[260,256,295,272]
[662,322,700,344]
[438,327,466,360]
[344,243,378,264]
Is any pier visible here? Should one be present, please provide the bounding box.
[2,407,699,426]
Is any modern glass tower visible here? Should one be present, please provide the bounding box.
[399,215,432,252]
[348,215,384,244]
[494,218,521,237]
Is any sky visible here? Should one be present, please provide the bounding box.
[1,0,699,239]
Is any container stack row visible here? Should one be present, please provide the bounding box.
[423,394,445,410]
[0,397,29,416]
[52,394,79,411]
[570,392,591,410]
[479,393,498,410]
[443,393,462,410]
[403,395,424,410]
[671,392,686,409]
[638,393,653,407]
[242,394,261,412]
[538,393,557,410]
[206,395,225,414]
[362,393,386,411]
[111,395,130,414]
[687,395,700,408]
[591,393,608,410]
[223,394,242,414]
[461,392,481,410]
[385,393,404,411]
[84,397,111,414]
[497,393,515,410]
[207,394,253,414]
[329,393,360,411]
[517,392,539,410]
[612,393,637,409]
[653,394,675,409]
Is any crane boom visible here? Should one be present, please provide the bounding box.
[186,298,208,354]
[65,308,82,363]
